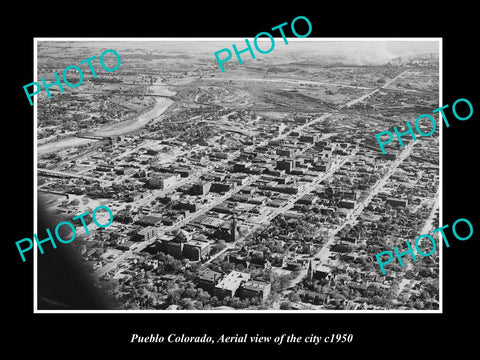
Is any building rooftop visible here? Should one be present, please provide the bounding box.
[198,269,222,283]
[215,271,250,292]
[184,240,210,249]
[314,264,332,273]
[241,279,271,292]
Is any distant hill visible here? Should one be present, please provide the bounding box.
[388,52,439,66]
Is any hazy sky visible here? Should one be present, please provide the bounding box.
[38,39,439,64]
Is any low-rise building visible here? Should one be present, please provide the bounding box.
[338,199,356,209]
[297,193,317,205]
[299,134,319,143]
[183,240,210,261]
[135,226,157,241]
[313,160,332,172]
[174,168,193,178]
[196,269,223,292]
[298,290,330,305]
[386,197,408,208]
[135,215,162,227]
[240,279,271,301]
[117,240,136,251]
[313,264,333,280]
[210,182,234,193]
[276,148,296,157]
[174,201,199,213]
[213,271,251,299]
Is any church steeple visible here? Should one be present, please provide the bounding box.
[307,259,313,281]
[231,214,237,242]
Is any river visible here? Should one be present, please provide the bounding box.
[37,80,175,156]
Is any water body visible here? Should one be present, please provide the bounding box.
[93,96,173,137]
[38,81,175,156]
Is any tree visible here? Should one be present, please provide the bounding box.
[423,282,439,299]
[336,284,350,298]
[235,240,245,249]
[227,297,242,309]
[211,242,227,255]
[220,262,235,274]
[194,301,203,310]
[189,262,201,272]
[236,264,246,272]
[413,300,425,310]
[179,298,195,310]
[166,289,182,305]
[280,301,292,310]
[418,267,432,278]
[372,295,385,307]
[222,296,232,306]
[102,278,119,292]
[165,256,184,273]
[271,273,294,291]
[183,287,197,299]
[288,293,301,303]
[211,296,221,307]
[237,298,250,309]
[196,289,211,305]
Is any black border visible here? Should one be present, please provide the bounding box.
[6,5,478,355]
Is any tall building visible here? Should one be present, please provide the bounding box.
[149,173,179,189]
[191,181,212,195]
[233,162,251,173]
[276,158,295,173]
[166,242,183,259]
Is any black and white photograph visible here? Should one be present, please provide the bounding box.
[34,39,441,312]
